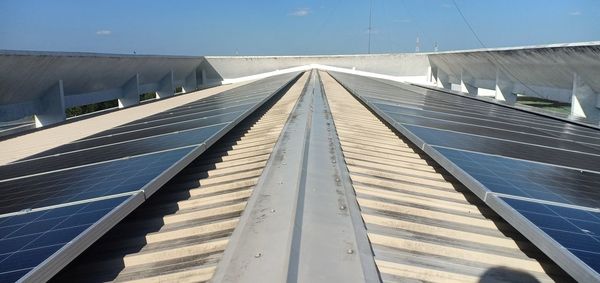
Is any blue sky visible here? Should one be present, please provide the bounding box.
[0,0,598,55]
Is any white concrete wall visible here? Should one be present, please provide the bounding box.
[0,51,204,125]
[1,42,600,127]
[428,42,600,121]
[202,54,430,83]
[0,52,431,127]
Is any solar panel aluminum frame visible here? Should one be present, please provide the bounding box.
[19,192,145,283]
[16,72,302,283]
[330,73,600,283]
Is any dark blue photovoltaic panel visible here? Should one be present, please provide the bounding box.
[24,111,244,159]
[402,124,600,173]
[376,102,600,154]
[501,197,600,274]
[0,196,131,282]
[141,95,266,120]
[0,123,223,180]
[108,102,256,132]
[434,146,600,208]
[0,147,192,215]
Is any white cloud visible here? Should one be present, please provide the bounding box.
[569,11,582,16]
[96,30,112,36]
[289,8,310,17]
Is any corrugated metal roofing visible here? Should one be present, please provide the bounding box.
[46,71,576,282]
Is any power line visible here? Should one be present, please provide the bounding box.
[451,0,544,98]
[451,0,486,49]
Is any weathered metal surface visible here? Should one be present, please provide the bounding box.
[212,70,378,282]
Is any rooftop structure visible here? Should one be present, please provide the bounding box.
[0,43,599,282]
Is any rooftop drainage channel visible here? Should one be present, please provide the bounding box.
[321,71,574,283]
[50,72,310,282]
[212,70,379,282]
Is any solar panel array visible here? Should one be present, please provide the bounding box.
[329,71,600,282]
[0,72,300,282]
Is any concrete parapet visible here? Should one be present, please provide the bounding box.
[2,42,600,127]
[428,42,600,123]
[0,51,204,124]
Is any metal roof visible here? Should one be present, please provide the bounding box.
[0,70,575,282]
[2,57,600,281]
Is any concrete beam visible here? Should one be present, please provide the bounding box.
[427,66,433,84]
[118,74,140,108]
[495,69,517,104]
[199,69,207,85]
[34,80,65,128]
[182,70,197,93]
[460,70,478,96]
[570,73,600,122]
[435,69,451,90]
[156,70,174,99]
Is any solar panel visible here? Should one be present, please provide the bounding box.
[435,146,600,207]
[22,111,244,157]
[0,147,193,214]
[85,94,268,137]
[500,197,600,273]
[0,125,223,179]
[0,72,300,282]
[329,71,600,282]
[402,124,600,172]
[0,194,138,282]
